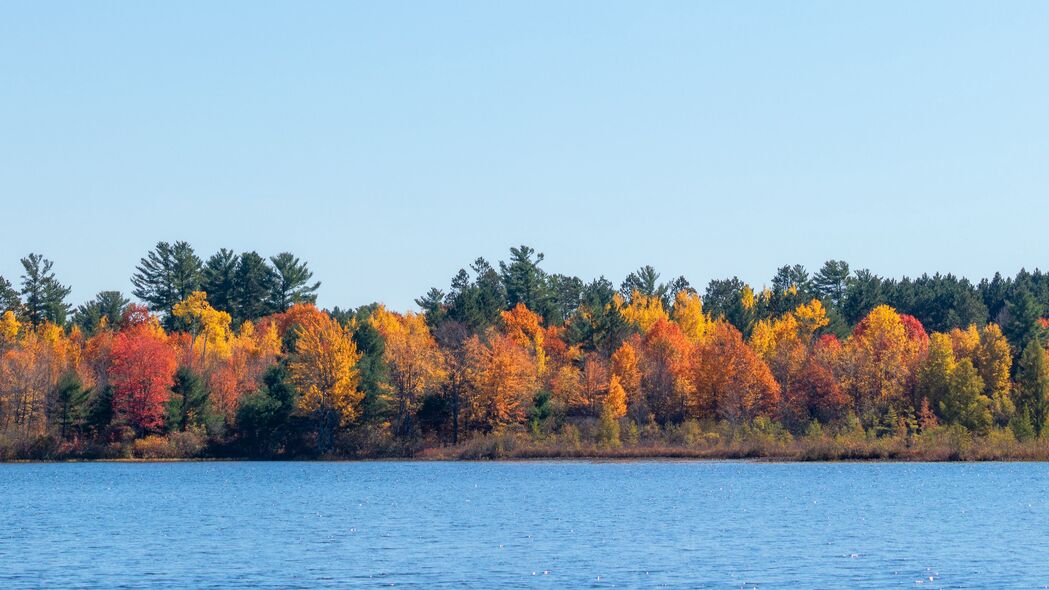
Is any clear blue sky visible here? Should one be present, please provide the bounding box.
[2,2,1046,310]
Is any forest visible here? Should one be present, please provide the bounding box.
[3,242,1049,461]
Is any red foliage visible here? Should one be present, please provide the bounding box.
[784,355,849,429]
[898,313,929,346]
[108,330,176,433]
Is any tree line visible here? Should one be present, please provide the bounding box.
[2,242,1049,459]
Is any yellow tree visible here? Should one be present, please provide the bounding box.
[0,311,20,348]
[172,291,233,364]
[604,374,627,420]
[370,306,445,435]
[793,299,829,340]
[289,311,363,453]
[845,305,926,418]
[976,323,1013,424]
[618,291,668,333]
[671,291,709,343]
[611,339,643,417]
[948,325,981,361]
[0,323,74,436]
[210,320,283,422]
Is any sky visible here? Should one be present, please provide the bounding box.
[1,1,1047,311]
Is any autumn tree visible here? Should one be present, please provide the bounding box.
[463,331,537,433]
[611,339,643,419]
[975,323,1013,425]
[619,292,669,333]
[939,358,992,435]
[500,303,547,375]
[370,306,445,436]
[671,291,709,343]
[845,305,926,421]
[639,319,693,423]
[915,333,956,415]
[108,309,177,434]
[0,323,74,436]
[692,321,780,424]
[289,310,364,452]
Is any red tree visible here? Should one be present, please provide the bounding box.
[108,326,177,433]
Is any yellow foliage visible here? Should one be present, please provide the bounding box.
[846,305,924,408]
[604,374,627,420]
[371,305,446,428]
[949,324,981,361]
[976,323,1011,398]
[0,311,21,344]
[172,291,233,361]
[619,291,668,333]
[290,312,364,426]
[741,285,756,311]
[793,299,829,337]
[671,291,709,343]
[610,341,642,408]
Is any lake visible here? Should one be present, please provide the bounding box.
[1,461,1046,589]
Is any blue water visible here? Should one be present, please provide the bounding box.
[1,461,1047,589]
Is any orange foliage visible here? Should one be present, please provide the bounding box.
[691,322,780,423]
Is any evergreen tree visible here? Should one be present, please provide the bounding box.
[19,253,71,326]
[446,258,506,331]
[85,386,115,437]
[73,291,129,335]
[269,252,320,312]
[841,269,886,325]
[1000,289,1045,352]
[236,363,299,456]
[769,264,812,316]
[1016,338,1049,436]
[165,366,211,432]
[233,251,277,322]
[0,275,20,315]
[703,277,755,335]
[500,245,551,319]
[202,248,238,315]
[813,260,851,307]
[54,371,91,440]
[414,287,447,329]
[131,241,203,325]
[620,265,664,300]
